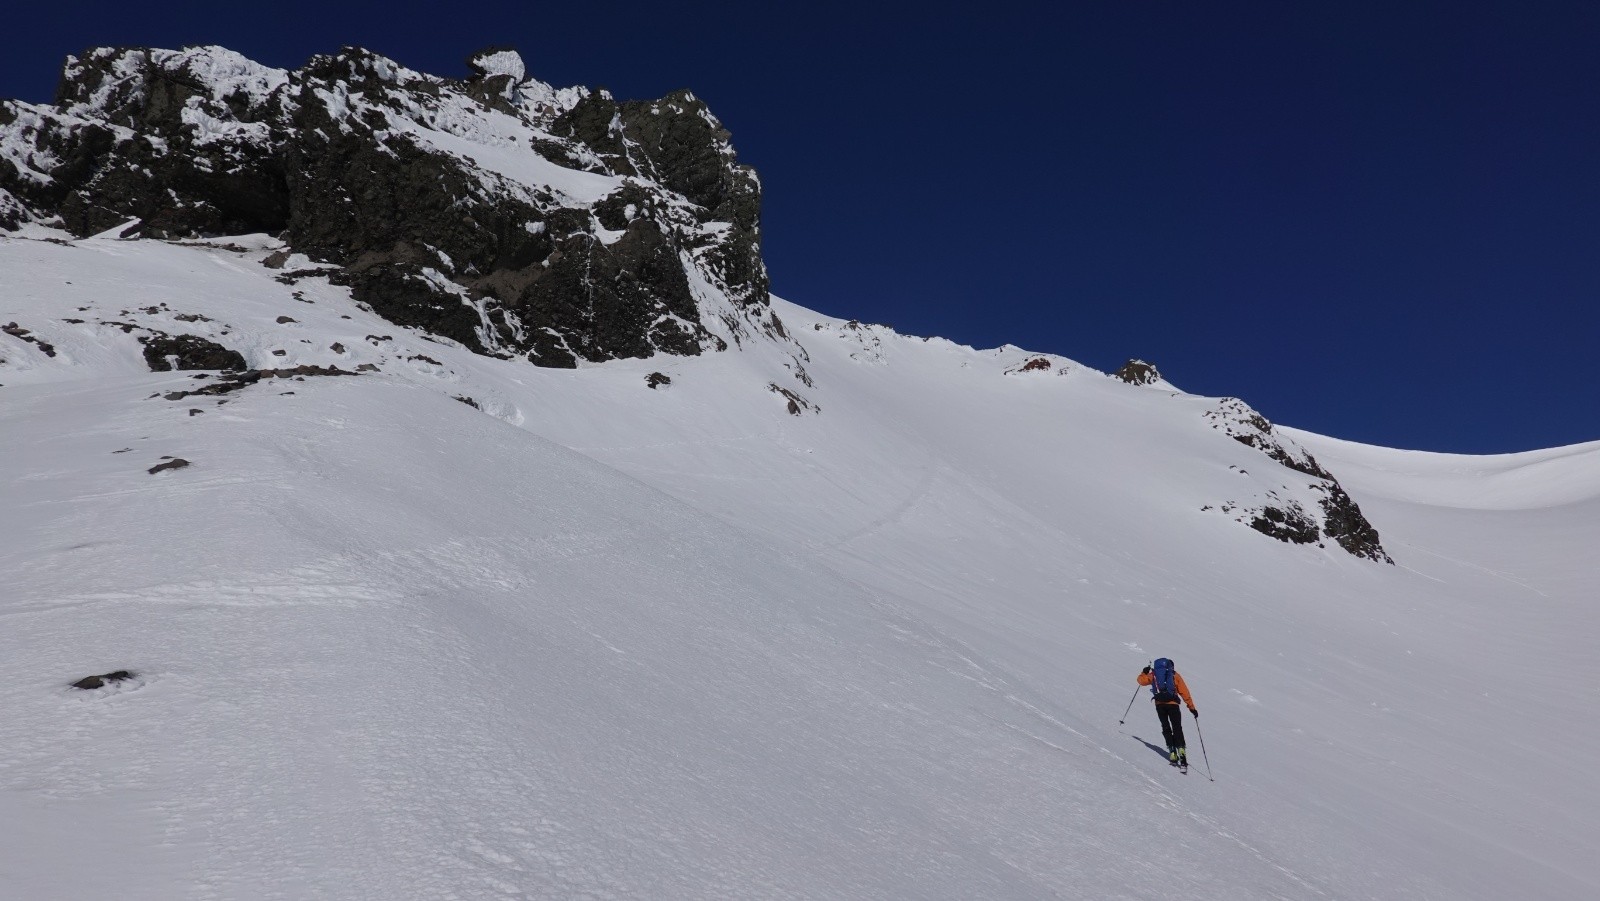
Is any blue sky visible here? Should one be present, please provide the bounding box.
[4,1,1596,452]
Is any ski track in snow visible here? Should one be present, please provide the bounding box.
[1389,540,1550,596]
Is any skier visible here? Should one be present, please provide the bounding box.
[1138,658,1198,767]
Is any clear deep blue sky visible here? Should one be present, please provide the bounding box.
[5,1,1596,452]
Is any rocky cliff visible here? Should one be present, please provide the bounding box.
[0,45,781,367]
[1202,397,1391,562]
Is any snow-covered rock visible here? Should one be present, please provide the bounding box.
[1203,396,1391,560]
[467,47,528,83]
[0,44,775,368]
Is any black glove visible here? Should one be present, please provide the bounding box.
[1189,708,1198,718]
[1141,666,1152,675]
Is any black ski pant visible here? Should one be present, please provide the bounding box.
[1155,703,1187,750]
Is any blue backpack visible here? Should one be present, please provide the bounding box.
[1150,658,1179,700]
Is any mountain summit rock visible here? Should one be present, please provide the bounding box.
[0,45,781,366]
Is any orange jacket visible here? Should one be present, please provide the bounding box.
[1138,670,1195,709]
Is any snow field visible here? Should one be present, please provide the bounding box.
[2,229,1597,898]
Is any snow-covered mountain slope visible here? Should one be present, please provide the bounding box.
[3,228,1596,899]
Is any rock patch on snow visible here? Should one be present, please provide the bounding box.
[147,457,190,474]
[2,321,56,357]
[70,670,137,690]
[1248,501,1320,545]
[1113,359,1161,386]
[1008,356,1055,374]
[768,383,818,416]
[158,365,358,401]
[139,333,247,372]
[1204,397,1391,562]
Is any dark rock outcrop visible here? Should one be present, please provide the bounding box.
[1205,398,1392,563]
[768,383,818,416]
[139,333,247,371]
[2,322,57,357]
[1316,482,1390,562]
[158,364,357,400]
[1,45,785,367]
[1248,503,1320,545]
[1205,398,1328,479]
[71,670,135,690]
[1113,359,1161,386]
[1008,356,1054,374]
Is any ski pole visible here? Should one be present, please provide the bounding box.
[1192,710,1214,781]
[1117,685,1141,724]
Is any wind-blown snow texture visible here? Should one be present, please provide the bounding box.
[3,46,1599,901]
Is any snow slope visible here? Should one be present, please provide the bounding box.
[2,229,1596,899]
